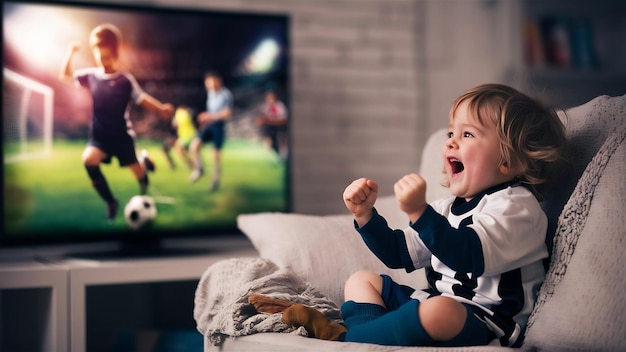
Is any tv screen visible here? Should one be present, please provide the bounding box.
[2,0,290,249]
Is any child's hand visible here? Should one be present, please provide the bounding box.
[198,111,213,125]
[394,173,427,223]
[343,178,378,226]
[64,42,81,56]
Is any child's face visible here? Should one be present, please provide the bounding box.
[204,76,221,92]
[92,46,117,73]
[442,100,514,201]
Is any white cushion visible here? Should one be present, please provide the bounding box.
[542,95,626,243]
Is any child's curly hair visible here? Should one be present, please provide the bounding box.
[448,83,569,201]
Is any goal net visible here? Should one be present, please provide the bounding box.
[3,68,54,163]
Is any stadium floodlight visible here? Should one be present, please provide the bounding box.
[3,68,54,162]
[242,38,280,74]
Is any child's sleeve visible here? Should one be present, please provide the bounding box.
[356,208,422,272]
[73,67,93,88]
[124,72,147,105]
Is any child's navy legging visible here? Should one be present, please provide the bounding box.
[338,274,495,346]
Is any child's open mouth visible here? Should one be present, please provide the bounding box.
[448,157,464,175]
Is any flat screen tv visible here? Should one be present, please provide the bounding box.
[2,0,290,255]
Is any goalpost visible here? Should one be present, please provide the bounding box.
[3,68,54,163]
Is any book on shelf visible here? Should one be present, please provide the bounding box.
[524,15,597,70]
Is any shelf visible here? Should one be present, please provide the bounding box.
[517,0,626,108]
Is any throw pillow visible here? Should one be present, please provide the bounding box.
[542,94,626,248]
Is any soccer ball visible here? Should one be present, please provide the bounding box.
[124,195,157,230]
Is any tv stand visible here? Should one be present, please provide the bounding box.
[0,236,257,352]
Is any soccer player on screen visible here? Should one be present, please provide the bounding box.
[256,90,288,161]
[170,105,197,170]
[59,23,174,222]
[188,72,234,191]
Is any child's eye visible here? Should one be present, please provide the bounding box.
[447,131,454,138]
[463,131,474,138]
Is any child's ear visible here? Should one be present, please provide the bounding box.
[499,161,521,177]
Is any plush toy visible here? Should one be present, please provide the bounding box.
[248,293,346,340]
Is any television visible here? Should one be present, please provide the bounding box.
[2,0,290,257]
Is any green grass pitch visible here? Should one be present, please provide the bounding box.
[3,139,288,239]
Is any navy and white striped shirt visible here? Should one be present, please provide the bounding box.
[358,183,547,346]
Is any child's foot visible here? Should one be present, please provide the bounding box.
[282,304,346,341]
[107,199,119,222]
[189,169,203,183]
[248,293,294,314]
[140,150,156,172]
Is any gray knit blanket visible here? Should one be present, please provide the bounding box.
[194,257,342,346]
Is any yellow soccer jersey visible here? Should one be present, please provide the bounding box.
[174,107,197,140]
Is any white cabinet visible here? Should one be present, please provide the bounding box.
[0,260,69,352]
[0,236,256,352]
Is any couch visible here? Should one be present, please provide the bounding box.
[194,94,625,351]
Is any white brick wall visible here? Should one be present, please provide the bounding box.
[119,0,428,214]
